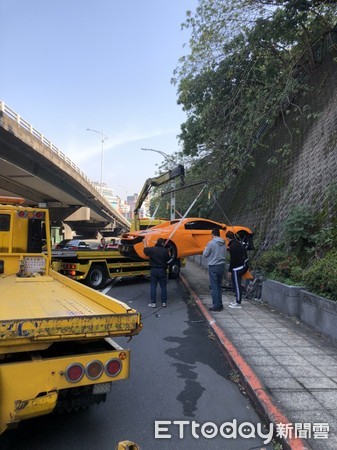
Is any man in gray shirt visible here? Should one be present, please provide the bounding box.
[203,228,227,311]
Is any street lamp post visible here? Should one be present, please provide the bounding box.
[141,147,170,161]
[141,147,176,220]
[118,185,128,200]
[86,128,109,195]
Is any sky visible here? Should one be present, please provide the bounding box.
[0,0,198,200]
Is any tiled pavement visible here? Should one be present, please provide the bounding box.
[180,259,337,450]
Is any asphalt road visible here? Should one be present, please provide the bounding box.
[0,275,274,450]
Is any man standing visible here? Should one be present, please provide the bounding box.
[144,238,171,308]
[203,228,227,312]
[98,237,106,250]
[227,231,249,309]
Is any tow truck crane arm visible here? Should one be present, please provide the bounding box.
[133,164,184,231]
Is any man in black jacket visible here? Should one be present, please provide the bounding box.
[227,231,248,309]
[144,238,171,308]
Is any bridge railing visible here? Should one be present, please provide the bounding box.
[0,100,99,192]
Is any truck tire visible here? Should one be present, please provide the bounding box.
[168,259,180,279]
[86,265,107,289]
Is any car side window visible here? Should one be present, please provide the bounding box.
[184,221,216,230]
[0,214,10,231]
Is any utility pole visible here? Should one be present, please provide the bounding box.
[86,128,109,195]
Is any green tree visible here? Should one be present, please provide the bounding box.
[173,0,337,199]
[282,205,317,260]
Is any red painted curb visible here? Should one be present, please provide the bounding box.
[180,274,310,450]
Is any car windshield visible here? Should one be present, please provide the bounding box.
[64,240,87,248]
[55,239,70,247]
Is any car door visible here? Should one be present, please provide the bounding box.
[173,220,218,256]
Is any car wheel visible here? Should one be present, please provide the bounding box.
[236,230,254,250]
[86,265,107,289]
[166,241,178,262]
[168,259,180,279]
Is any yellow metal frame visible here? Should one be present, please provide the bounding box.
[0,203,51,256]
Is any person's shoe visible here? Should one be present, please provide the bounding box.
[209,306,223,311]
[162,303,167,307]
[229,303,242,309]
[148,303,157,308]
[229,301,237,306]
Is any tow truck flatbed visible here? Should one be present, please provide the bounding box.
[1,269,141,348]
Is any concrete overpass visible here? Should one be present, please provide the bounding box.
[0,101,130,238]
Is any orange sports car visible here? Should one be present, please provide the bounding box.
[119,217,253,261]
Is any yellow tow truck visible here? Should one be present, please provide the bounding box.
[0,196,142,435]
[51,248,153,289]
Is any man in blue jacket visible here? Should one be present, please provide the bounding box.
[203,228,227,311]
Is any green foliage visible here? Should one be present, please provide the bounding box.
[255,206,337,292]
[303,251,337,301]
[256,250,304,284]
[275,255,304,284]
[256,250,286,273]
[282,205,317,259]
[172,0,337,203]
[312,226,336,257]
[281,203,337,260]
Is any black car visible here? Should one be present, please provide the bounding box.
[54,239,71,249]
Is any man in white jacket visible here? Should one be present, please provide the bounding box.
[203,228,227,311]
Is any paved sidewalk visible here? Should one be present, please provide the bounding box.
[180,259,337,450]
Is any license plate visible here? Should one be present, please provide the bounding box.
[93,382,112,394]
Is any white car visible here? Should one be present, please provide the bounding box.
[63,239,99,250]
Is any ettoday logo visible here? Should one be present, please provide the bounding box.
[154,420,274,444]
